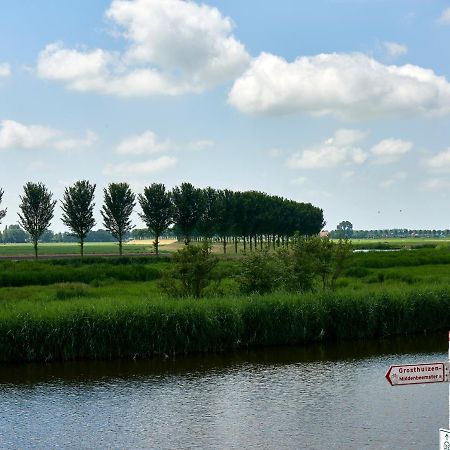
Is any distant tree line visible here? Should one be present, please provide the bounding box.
[0,181,324,258]
[330,221,450,239]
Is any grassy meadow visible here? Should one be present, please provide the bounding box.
[1,240,450,362]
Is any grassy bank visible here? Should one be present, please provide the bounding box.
[1,286,450,362]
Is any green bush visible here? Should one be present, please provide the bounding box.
[159,242,218,298]
[237,250,279,294]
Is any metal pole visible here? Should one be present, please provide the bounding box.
[448,330,450,430]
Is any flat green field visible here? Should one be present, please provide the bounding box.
[0,242,158,257]
[2,237,449,258]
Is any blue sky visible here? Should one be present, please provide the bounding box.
[1,0,450,231]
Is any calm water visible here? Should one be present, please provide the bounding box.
[0,334,448,449]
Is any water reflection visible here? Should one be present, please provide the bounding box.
[0,332,447,449]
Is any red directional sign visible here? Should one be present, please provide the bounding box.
[385,362,448,386]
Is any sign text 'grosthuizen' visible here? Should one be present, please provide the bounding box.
[385,362,449,386]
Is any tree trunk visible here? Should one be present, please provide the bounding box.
[223,236,227,254]
[80,239,84,258]
[234,237,238,253]
[33,239,38,259]
[119,238,123,256]
[154,234,159,256]
[249,236,253,252]
[243,236,246,252]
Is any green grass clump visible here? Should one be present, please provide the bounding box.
[1,286,450,362]
[0,259,166,287]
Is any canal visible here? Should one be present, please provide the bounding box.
[0,333,447,449]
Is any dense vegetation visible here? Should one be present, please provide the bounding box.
[1,287,449,362]
[0,244,450,362]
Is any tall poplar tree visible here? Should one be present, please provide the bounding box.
[138,183,173,256]
[101,182,135,256]
[171,182,204,245]
[18,182,56,259]
[61,180,96,258]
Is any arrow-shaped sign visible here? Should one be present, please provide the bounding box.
[385,362,449,386]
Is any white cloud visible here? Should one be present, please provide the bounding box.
[419,178,450,191]
[53,130,98,151]
[116,130,175,155]
[116,130,213,155]
[383,42,408,58]
[370,138,412,164]
[0,63,11,77]
[379,171,407,189]
[37,0,250,96]
[103,155,177,176]
[427,148,450,172]
[287,129,367,169]
[0,120,96,151]
[228,52,450,118]
[0,120,60,149]
[438,7,450,24]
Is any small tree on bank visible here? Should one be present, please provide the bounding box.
[61,180,96,258]
[101,182,135,256]
[138,183,173,256]
[0,188,6,224]
[18,182,56,259]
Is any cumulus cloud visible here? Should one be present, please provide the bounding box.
[116,130,175,155]
[37,0,250,96]
[427,148,450,172]
[438,7,450,24]
[103,155,177,176]
[0,119,96,151]
[116,130,213,155]
[228,52,450,119]
[287,129,367,169]
[383,41,408,58]
[0,63,11,77]
[370,138,412,164]
[53,130,98,151]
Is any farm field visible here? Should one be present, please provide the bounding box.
[0,240,177,258]
[2,237,450,259]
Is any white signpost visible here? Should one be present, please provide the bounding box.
[385,331,450,449]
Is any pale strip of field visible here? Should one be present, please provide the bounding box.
[127,239,178,246]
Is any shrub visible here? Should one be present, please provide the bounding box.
[159,242,218,298]
[237,250,279,294]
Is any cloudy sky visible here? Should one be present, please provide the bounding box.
[1,0,450,231]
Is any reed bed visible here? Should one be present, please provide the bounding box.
[1,286,450,362]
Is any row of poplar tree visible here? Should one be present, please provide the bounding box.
[0,181,324,258]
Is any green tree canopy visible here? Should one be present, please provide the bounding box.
[18,182,56,258]
[101,182,135,255]
[172,182,204,245]
[138,183,173,255]
[336,220,353,239]
[61,180,96,257]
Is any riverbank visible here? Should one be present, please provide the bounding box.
[1,286,450,362]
